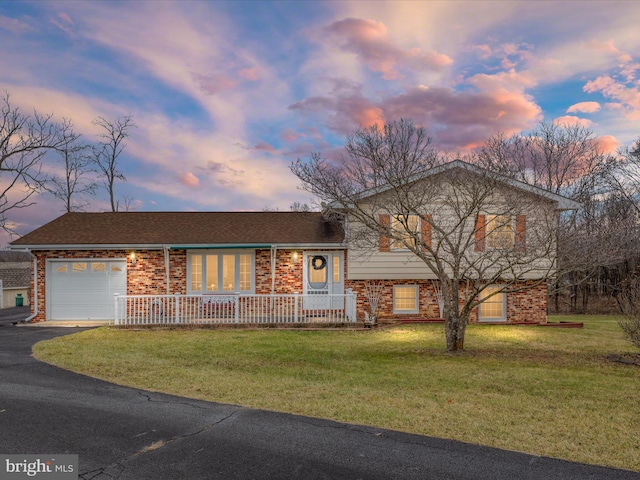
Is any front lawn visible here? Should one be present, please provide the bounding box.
[33,315,640,472]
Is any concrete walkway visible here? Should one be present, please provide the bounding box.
[1,314,638,479]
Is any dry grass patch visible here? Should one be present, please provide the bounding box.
[33,315,640,472]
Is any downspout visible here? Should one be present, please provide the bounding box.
[164,245,170,294]
[22,250,38,323]
[270,244,277,294]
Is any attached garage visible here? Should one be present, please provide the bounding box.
[47,259,126,321]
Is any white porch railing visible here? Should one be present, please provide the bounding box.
[113,291,357,326]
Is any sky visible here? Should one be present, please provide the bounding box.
[1,0,640,247]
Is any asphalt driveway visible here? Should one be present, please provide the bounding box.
[1,314,638,479]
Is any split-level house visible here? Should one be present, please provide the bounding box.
[10,160,579,325]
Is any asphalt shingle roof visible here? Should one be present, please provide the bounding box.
[0,262,31,288]
[10,212,344,247]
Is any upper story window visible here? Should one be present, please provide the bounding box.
[391,214,420,250]
[486,215,514,250]
[188,251,254,294]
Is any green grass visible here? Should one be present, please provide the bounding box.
[33,315,640,472]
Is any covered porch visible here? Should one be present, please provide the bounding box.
[113,291,358,326]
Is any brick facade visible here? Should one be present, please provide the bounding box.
[29,249,187,322]
[345,279,547,324]
[28,248,547,324]
[255,249,304,294]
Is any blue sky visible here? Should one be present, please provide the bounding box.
[1,1,639,246]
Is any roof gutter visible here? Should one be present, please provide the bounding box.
[169,244,272,250]
[169,243,345,250]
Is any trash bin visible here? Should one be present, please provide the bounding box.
[15,294,23,307]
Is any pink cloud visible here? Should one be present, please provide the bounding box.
[281,128,301,142]
[238,67,259,81]
[471,44,492,60]
[251,141,276,153]
[566,102,601,114]
[470,42,532,71]
[291,78,541,150]
[552,115,594,128]
[584,75,640,120]
[592,135,620,154]
[179,172,200,187]
[324,18,452,80]
[192,72,237,95]
[50,12,74,36]
[0,15,34,35]
[588,39,632,64]
[290,81,386,133]
[467,70,536,93]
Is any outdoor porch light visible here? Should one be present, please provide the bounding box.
[130,251,137,265]
[292,251,299,264]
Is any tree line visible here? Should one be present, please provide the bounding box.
[0,91,134,233]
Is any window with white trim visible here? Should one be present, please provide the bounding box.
[393,285,419,314]
[486,215,514,250]
[391,214,420,250]
[479,286,506,322]
[188,252,254,294]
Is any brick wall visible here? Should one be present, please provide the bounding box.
[255,249,304,294]
[28,248,547,324]
[345,279,547,324]
[29,249,186,322]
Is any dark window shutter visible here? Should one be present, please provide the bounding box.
[421,214,432,249]
[379,214,391,252]
[475,214,486,252]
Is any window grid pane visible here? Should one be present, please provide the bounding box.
[190,255,202,291]
[391,215,419,250]
[239,255,251,291]
[223,255,235,291]
[333,256,340,283]
[394,286,418,312]
[206,255,218,291]
[487,215,514,249]
[480,287,505,319]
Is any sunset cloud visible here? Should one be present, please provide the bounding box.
[584,75,640,120]
[324,17,452,80]
[567,102,601,114]
[179,172,200,187]
[1,1,640,245]
[552,115,594,128]
[0,15,34,35]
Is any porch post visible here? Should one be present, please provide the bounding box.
[113,293,120,325]
[234,292,240,323]
[174,293,180,324]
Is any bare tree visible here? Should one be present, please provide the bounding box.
[45,120,97,212]
[116,193,137,212]
[290,201,312,212]
[477,122,621,313]
[92,115,135,212]
[476,122,608,199]
[0,91,69,232]
[292,120,569,352]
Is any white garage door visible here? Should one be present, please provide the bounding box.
[48,260,127,321]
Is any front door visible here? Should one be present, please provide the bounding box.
[303,252,344,310]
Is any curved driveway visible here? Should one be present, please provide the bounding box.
[1,315,638,479]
